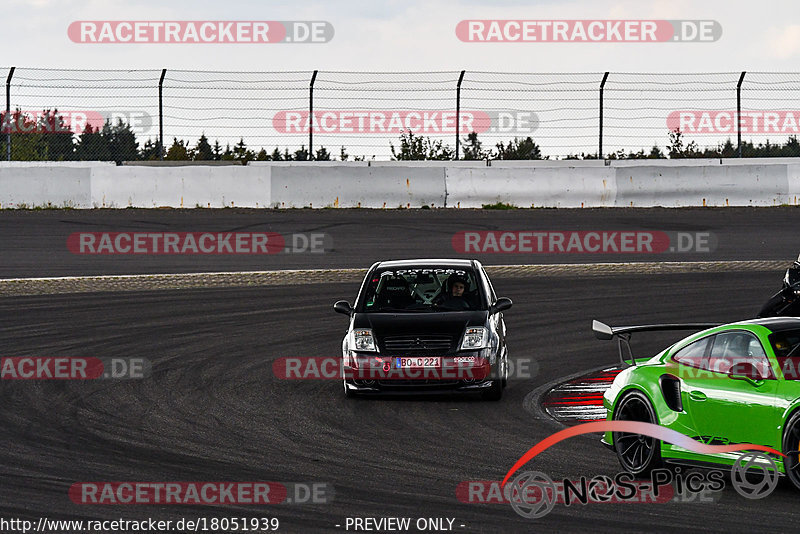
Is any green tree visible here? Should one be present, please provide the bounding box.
[1,110,47,160]
[194,134,214,161]
[563,152,599,160]
[666,129,699,159]
[139,139,160,160]
[107,119,139,163]
[716,139,736,158]
[75,122,111,161]
[293,145,309,161]
[314,146,331,161]
[232,138,255,163]
[784,136,800,156]
[648,145,665,159]
[493,137,542,160]
[39,109,75,161]
[220,144,235,161]
[461,131,488,160]
[390,131,454,160]
[165,138,190,160]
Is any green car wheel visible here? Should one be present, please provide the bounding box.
[783,411,800,490]
[612,391,662,476]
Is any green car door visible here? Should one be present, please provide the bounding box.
[680,329,780,452]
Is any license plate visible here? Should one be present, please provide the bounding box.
[395,357,441,369]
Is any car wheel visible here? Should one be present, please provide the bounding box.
[612,390,662,476]
[482,379,503,401]
[783,411,800,490]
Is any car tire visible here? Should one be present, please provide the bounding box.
[482,379,503,401]
[612,390,662,477]
[783,410,800,490]
[343,379,356,399]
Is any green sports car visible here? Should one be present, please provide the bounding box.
[594,317,800,489]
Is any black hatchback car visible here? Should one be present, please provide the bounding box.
[333,259,512,399]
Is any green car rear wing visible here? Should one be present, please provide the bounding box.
[592,320,719,366]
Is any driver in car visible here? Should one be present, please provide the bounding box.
[436,274,472,310]
[451,279,466,298]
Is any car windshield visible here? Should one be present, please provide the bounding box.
[769,329,800,379]
[359,267,484,312]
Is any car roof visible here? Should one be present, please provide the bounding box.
[375,259,476,269]
[738,317,800,333]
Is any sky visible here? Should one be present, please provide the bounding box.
[4,0,800,71]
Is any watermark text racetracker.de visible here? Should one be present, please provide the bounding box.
[273,356,537,381]
[68,232,331,254]
[0,110,153,135]
[68,21,334,43]
[273,110,538,135]
[69,481,330,505]
[0,357,149,380]
[669,110,800,135]
[457,20,721,42]
[453,231,716,254]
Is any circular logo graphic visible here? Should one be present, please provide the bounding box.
[506,470,557,519]
[730,452,779,500]
[587,474,615,503]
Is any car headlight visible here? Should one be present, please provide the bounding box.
[460,327,488,350]
[352,329,378,352]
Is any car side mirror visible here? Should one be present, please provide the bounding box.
[333,300,353,315]
[730,361,764,385]
[490,297,512,314]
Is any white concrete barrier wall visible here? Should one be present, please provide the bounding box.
[614,164,790,207]
[445,166,616,208]
[0,166,92,208]
[267,165,446,208]
[90,165,270,208]
[788,164,800,206]
[0,160,799,208]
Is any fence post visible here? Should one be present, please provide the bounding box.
[5,67,14,161]
[158,69,166,160]
[737,71,746,158]
[309,70,318,160]
[455,70,465,160]
[599,72,609,159]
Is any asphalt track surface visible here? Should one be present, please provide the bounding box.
[0,209,799,533]
[0,207,798,277]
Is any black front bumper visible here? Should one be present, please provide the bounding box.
[344,377,497,395]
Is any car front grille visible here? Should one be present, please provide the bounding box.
[381,334,455,353]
